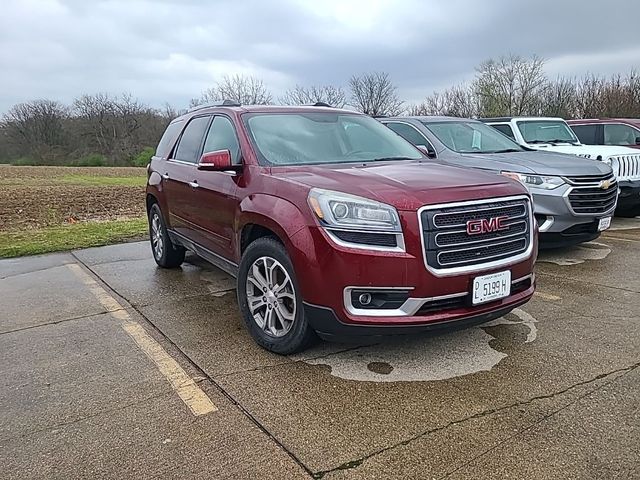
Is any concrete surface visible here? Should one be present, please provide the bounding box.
[1,218,639,479]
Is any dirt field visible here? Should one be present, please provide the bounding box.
[0,165,147,231]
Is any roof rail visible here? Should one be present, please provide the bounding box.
[311,102,332,107]
[188,99,241,112]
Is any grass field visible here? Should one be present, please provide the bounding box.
[0,165,148,257]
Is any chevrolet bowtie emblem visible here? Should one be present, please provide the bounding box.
[599,179,612,190]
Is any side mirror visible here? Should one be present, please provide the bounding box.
[198,149,233,171]
[416,144,437,159]
[635,137,640,145]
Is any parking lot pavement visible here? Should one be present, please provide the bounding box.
[1,218,639,479]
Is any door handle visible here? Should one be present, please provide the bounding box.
[188,181,199,189]
[161,173,170,180]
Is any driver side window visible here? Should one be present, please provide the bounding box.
[386,122,433,151]
[203,116,241,164]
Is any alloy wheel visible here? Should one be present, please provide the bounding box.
[151,213,164,259]
[245,256,296,337]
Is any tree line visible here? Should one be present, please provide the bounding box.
[2,55,639,166]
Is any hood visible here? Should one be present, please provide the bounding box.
[454,150,613,176]
[527,143,639,159]
[274,160,527,211]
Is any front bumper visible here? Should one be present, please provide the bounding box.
[615,180,640,214]
[288,220,536,333]
[304,278,534,340]
[531,187,612,246]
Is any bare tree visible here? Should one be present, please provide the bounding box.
[280,85,347,107]
[474,54,547,117]
[348,72,404,116]
[539,77,577,118]
[72,93,166,163]
[193,74,272,106]
[574,74,605,118]
[410,84,478,118]
[1,99,69,162]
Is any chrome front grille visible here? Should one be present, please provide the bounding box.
[609,154,640,181]
[566,174,618,215]
[420,196,533,274]
[565,174,613,185]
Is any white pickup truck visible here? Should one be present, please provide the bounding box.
[482,117,640,216]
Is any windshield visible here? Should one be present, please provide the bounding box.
[517,120,579,144]
[244,112,423,166]
[423,120,523,154]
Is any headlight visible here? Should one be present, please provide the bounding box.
[308,188,401,232]
[501,172,564,190]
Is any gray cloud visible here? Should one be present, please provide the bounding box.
[1,0,639,113]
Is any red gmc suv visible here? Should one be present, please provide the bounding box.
[146,103,536,354]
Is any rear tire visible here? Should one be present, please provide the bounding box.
[148,203,185,268]
[237,237,316,354]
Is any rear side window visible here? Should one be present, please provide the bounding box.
[203,116,241,164]
[173,116,211,163]
[155,120,184,157]
[604,124,640,146]
[385,122,430,146]
[493,124,515,140]
[571,124,598,145]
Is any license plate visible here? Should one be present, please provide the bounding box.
[472,271,511,305]
[598,217,611,231]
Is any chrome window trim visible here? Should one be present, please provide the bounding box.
[167,158,197,167]
[417,195,534,277]
[324,228,406,253]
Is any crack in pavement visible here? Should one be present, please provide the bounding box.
[69,252,316,479]
[311,362,640,479]
[0,388,175,445]
[439,362,639,479]
[0,262,74,280]
[0,309,125,336]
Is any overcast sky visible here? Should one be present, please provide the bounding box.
[1,0,639,114]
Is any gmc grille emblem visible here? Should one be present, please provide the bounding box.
[466,216,509,235]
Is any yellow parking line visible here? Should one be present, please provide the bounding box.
[121,321,218,416]
[67,263,217,416]
[534,291,561,301]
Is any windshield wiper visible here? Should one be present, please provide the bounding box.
[369,156,415,162]
[490,149,522,153]
[528,139,577,145]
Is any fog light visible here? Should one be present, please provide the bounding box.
[358,293,372,305]
[349,289,411,310]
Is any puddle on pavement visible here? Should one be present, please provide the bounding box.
[304,308,537,383]
[537,241,611,266]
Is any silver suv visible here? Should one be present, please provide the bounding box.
[381,116,616,248]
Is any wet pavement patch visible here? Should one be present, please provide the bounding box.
[366,362,393,375]
[2,219,640,479]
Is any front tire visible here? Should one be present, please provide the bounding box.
[148,203,185,268]
[237,237,316,354]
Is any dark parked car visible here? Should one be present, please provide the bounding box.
[568,118,640,149]
[381,116,616,247]
[146,103,536,354]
